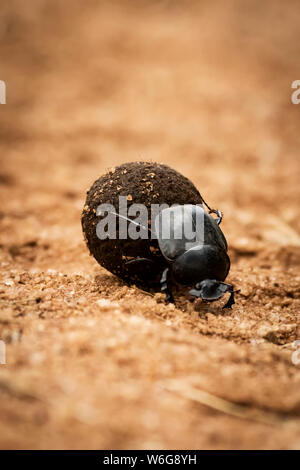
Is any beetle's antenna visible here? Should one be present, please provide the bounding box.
[109,211,155,236]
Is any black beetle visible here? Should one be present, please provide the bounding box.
[113,200,235,308]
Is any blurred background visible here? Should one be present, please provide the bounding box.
[1,0,300,246]
[0,0,300,450]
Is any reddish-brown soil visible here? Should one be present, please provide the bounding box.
[0,0,299,449]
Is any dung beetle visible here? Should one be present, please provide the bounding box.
[154,203,234,308]
[114,200,235,308]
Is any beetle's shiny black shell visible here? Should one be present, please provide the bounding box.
[155,205,227,261]
[172,245,230,286]
[155,205,230,286]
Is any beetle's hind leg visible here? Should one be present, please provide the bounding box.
[160,268,174,303]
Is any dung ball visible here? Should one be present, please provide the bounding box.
[81,161,203,286]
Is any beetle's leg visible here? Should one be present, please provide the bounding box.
[209,209,223,225]
[201,196,223,225]
[160,268,174,303]
[222,284,235,309]
[124,257,155,266]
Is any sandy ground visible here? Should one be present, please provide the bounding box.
[0,0,300,449]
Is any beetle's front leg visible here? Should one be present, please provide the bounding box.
[189,280,235,309]
[160,267,174,303]
[222,285,235,309]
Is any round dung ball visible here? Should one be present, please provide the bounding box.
[81,161,203,286]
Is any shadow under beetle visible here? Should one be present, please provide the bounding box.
[116,201,235,308]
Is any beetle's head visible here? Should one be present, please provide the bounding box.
[189,279,235,308]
